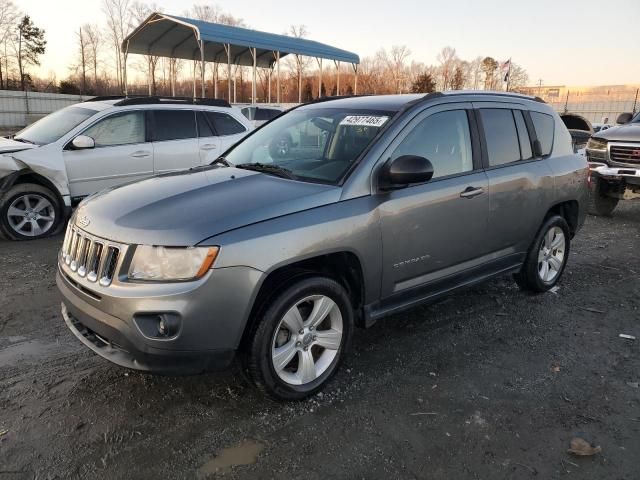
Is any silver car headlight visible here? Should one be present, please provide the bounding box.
[586,137,607,151]
[128,245,219,281]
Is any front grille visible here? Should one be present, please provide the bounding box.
[610,144,640,166]
[60,224,122,287]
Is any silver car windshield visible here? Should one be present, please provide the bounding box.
[224,108,393,184]
[14,105,98,145]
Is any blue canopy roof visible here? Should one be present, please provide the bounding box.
[123,13,360,68]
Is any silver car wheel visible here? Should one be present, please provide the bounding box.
[271,294,343,386]
[7,193,56,237]
[537,226,565,282]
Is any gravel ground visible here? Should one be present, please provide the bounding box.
[0,203,639,479]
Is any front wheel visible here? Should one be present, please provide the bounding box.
[0,183,62,240]
[514,215,570,293]
[244,276,353,401]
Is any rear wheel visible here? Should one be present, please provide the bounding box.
[515,215,570,293]
[244,276,353,400]
[588,176,618,216]
[0,183,62,240]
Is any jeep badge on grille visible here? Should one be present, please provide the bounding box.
[77,215,90,228]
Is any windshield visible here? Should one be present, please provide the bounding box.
[224,108,393,184]
[14,105,98,145]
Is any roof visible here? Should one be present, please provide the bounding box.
[123,13,360,68]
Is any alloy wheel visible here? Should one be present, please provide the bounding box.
[271,295,343,386]
[537,226,565,282]
[6,193,56,237]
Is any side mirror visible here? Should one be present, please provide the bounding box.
[616,112,633,125]
[71,135,95,150]
[380,155,434,189]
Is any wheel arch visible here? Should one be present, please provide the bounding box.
[546,200,580,237]
[1,169,66,211]
[240,251,366,349]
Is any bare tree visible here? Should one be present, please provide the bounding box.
[0,0,18,89]
[506,62,529,92]
[74,27,88,94]
[103,0,131,93]
[129,1,159,95]
[382,45,411,94]
[285,25,309,102]
[437,46,458,90]
[481,57,498,90]
[83,24,101,89]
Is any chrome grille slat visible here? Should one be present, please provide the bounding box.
[60,226,122,288]
[610,144,640,166]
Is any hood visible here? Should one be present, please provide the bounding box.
[76,166,341,246]
[595,123,640,142]
[0,137,37,154]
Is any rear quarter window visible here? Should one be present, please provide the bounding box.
[206,112,247,136]
[530,112,555,156]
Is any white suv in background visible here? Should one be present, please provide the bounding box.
[238,105,285,127]
[0,97,252,240]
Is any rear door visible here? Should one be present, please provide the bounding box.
[205,111,249,152]
[63,110,153,198]
[378,103,490,299]
[195,111,222,163]
[150,109,200,174]
[474,103,555,256]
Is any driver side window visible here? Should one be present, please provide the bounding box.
[82,111,146,147]
[391,110,473,179]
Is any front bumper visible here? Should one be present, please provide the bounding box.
[57,262,263,374]
[589,162,640,179]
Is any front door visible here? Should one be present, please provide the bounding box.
[378,105,490,299]
[64,110,153,199]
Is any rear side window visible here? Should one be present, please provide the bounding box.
[152,110,196,141]
[391,110,473,179]
[530,112,555,156]
[479,109,521,167]
[206,112,246,136]
[83,111,146,147]
[196,111,214,137]
[514,110,533,160]
[255,108,280,121]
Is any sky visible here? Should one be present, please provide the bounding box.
[16,0,640,87]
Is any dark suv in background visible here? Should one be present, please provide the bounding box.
[57,92,588,400]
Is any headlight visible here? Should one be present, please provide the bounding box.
[128,245,219,281]
[586,137,607,151]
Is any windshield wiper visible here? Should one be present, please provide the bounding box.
[211,156,231,167]
[13,137,35,144]
[235,163,297,180]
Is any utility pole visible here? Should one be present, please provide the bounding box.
[537,78,543,97]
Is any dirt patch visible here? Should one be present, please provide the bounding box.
[0,203,639,479]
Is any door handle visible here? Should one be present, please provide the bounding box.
[130,150,151,158]
[200,144,217,150]
[460,186,485,199]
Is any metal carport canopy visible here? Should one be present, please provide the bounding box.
[123,12,360,102]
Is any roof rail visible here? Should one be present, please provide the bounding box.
[83,95,126,102]
[303,94,372,105]
[113,96,231,108]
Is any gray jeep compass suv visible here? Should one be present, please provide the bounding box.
[57,92,588,400]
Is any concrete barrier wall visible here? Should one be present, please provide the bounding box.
[0,90,95,128]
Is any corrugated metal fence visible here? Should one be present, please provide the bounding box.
[0,90,94,128]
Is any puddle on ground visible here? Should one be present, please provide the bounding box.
[0,340,60,367]
[198,440,264,477]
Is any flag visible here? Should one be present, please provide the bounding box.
[501,58,512,83]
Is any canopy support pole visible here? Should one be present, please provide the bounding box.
[334,60,340,96]
[296,54,302,103]
[352,63,358,95]
[123,40,129,96]
[225,43,231,101]
[275,51,281,104]
[192,61,196,98]
[268,66,272,103]
[250,47,257,104]
[200,40,205,98]
[316,58,323,98]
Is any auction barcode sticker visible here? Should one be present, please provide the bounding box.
[340,115,389,127]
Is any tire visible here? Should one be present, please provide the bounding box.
[588,176,618,217]
[244,276,354,401]
[0,183,62,241]
[514,215,571,293]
